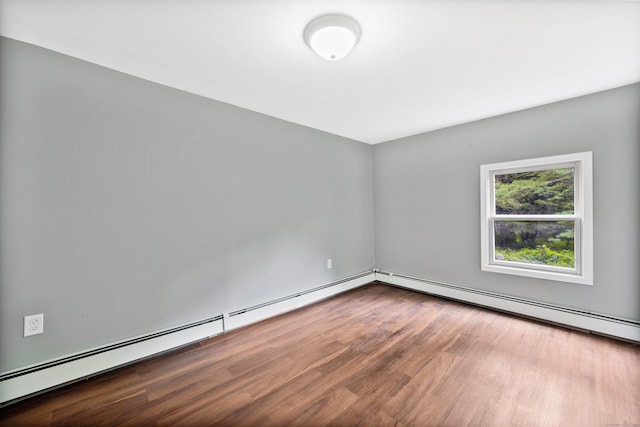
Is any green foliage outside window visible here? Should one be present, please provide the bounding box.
[495,168,574,215]
[494,168,575,268]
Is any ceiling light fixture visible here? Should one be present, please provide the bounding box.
[304,14,361,61]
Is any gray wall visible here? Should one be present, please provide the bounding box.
[374,83,640,321]
[2,35,637,375]
[0,37,374,372]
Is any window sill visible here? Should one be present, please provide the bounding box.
[481,263,593,286]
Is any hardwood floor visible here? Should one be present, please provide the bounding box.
[1,283,638,426]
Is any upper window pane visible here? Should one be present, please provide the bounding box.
[495,168,574,215]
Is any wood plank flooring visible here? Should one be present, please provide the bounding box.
[1,283,638,426]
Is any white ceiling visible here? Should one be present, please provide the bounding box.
[1,0,639,144]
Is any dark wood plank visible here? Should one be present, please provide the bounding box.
[1,283,638,427]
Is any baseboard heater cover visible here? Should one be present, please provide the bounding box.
[0,271,375,405]
[375,270,640,342]
[224,271,375,330]
[0,316,224,406]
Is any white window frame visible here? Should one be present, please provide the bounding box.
[480,152,593,285]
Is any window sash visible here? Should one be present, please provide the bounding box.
[491,214,577,221]
[488,218,581,275]
[489,161,581,217]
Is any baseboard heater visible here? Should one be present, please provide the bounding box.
[375,270,640,343]
[0,315,225,407]
[0,270,375,406]
[0,315,224,383]
[223,271,374,331]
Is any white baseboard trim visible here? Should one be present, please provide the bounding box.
[0,271,374,405]
[375,271,640,342]
[224,272,375,331]
[0,318,224,405]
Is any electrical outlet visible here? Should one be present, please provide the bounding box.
[327,258,332,269]
[24,314,44,337]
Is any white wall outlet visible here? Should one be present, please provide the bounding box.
[327,258,332,269]
[24,314,44,337]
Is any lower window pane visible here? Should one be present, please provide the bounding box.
[494,221,575,268]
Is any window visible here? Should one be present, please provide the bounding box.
[480,152,593,285]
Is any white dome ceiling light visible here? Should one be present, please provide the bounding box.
[304,14,361,61]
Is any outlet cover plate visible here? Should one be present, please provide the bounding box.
[24,314,44,337]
